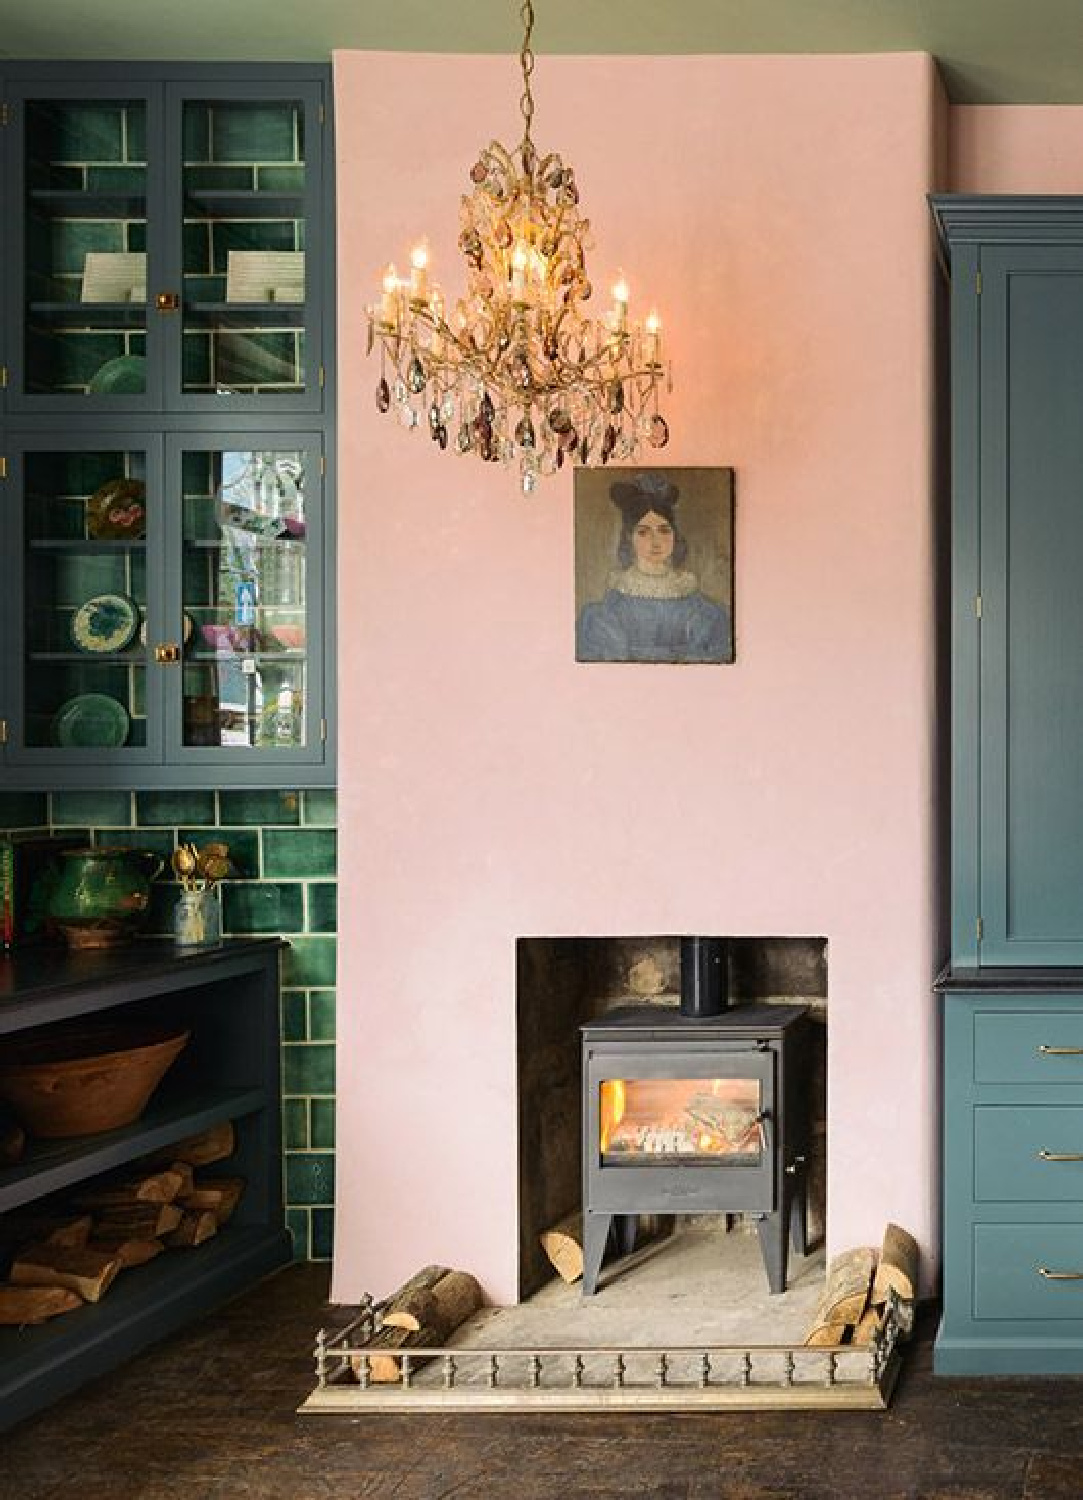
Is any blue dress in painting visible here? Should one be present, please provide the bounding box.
[576,567,731,663]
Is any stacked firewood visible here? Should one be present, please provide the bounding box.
[0,1120,245,1326]
[803,1223,919,1348]
[350,1264,484,1383]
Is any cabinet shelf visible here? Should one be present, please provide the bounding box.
[0,1084,267,1213]
[183,189,304,220]
[27,651,146,664]
[0,1224,291,1430]
[28,301,146,326]
[28,189,146,218]
[28,539,147,552]
[185,301,304,328]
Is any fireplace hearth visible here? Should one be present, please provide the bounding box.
[581,1002,811,1295]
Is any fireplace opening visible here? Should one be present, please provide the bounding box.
[516,936,827,1302]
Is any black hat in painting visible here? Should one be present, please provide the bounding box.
[609,470,679,522]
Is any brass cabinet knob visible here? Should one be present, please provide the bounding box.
[155,292,180,312]
[155,643,181,664]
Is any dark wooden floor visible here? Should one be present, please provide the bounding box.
[3,1265,1083,1499]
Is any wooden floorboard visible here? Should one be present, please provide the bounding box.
[2,1264,1082,1499]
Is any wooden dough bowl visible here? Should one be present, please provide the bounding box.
[0,1022,190,1138]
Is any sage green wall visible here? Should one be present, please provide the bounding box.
[0,787,336,1262]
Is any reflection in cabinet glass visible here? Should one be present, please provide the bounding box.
[182,99,307,397]
[181,447,309,750]
[24,98,149,398]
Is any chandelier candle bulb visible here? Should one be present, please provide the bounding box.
[409,243,430,304]
[365,0,671,488]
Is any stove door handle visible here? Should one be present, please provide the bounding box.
[754,1110,771,1155]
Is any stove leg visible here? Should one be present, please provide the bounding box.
[582,1212,612,1296]
[790,1172,808,1256]
[757,1209,788,1295]
[615,1214,637,1257]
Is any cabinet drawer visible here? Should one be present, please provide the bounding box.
[975,1224,1083,1320]
[974,1011,1083,1084]
[976,1107,1083,1199]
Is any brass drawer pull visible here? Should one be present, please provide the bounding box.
[155,291,180,312]
[154,643,181,664]
[1038,1045,1083,1055]
[1038,1149,1083,1162]
[1038,1266,1083,1280]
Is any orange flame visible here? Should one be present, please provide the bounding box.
[599,1078,626,1153]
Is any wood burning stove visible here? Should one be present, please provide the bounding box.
[580,1001,811,1295]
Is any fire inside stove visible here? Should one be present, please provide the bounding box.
[599,1077,764,1162]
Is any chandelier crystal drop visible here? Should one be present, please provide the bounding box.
[366,0,671,493]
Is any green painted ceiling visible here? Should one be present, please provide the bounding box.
[1,0,1081,104]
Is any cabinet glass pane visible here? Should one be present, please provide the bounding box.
[23,450,150,748]
[25,100,148,396]
[181,447,308,748]
[182,100,306,396]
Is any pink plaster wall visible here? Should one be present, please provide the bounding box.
[332,51,941,1305]
[950,105,1083,191]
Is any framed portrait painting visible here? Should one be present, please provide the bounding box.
[574,466,736,664]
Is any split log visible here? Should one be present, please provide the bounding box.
[0,1285,83,1325]
[150,1120,234,1168]
[11,1244,122,1303]
[88,1237,164,1269]
[90,1202,183,1240]
[165,1210,218,1247]
[539,1212,585,1284]
[871,1223,920,1306]
[167,1161,195,1197]
[803,1321,851,1348]
[0,1118,25,1167]
[804,1246,876,1346]
[852,1303,888,1346]
[351,1265,482,1384]
[76,1169,186,1209]
[383,1270,483,1339]
[180,1175,245,1225]
[2,1213,92,1251]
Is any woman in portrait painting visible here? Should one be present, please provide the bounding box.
[575,471,731,663]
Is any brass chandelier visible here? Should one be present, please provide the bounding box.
[366,0,671,493]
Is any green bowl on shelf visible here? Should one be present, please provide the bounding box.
[86,354,146,395]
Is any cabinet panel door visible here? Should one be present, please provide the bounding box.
[4,82,166,414]
[162,82,325,414]
[162,432,325,767]
[980,247,1083,963]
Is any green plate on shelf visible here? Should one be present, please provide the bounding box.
[50,694,130,748]
[71,593,140,654]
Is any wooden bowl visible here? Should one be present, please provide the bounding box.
[0,1021,190,1139]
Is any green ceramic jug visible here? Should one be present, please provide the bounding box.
[48,846,164,949]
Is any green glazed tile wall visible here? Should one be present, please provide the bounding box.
[0,786,336,1263]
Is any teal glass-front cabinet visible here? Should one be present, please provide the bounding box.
[6,79,324,412]
[0,63,335,788]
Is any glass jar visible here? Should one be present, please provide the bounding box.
[173,888,222,946]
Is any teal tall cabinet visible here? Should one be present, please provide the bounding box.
[934,197,1083,1374]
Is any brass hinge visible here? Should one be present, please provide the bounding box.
[0,103,10,127]
[320,717,327,743]
[975,594,982,619]
[0,718,7,746]
[319,102,325,125]
[318,365,326,389]
[319,454,326,477]
[976,916,984,942]
[976,270,982,296]
[0,456,7,480]
[0,365,8,389]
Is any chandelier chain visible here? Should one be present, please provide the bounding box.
[519,0,535,146]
